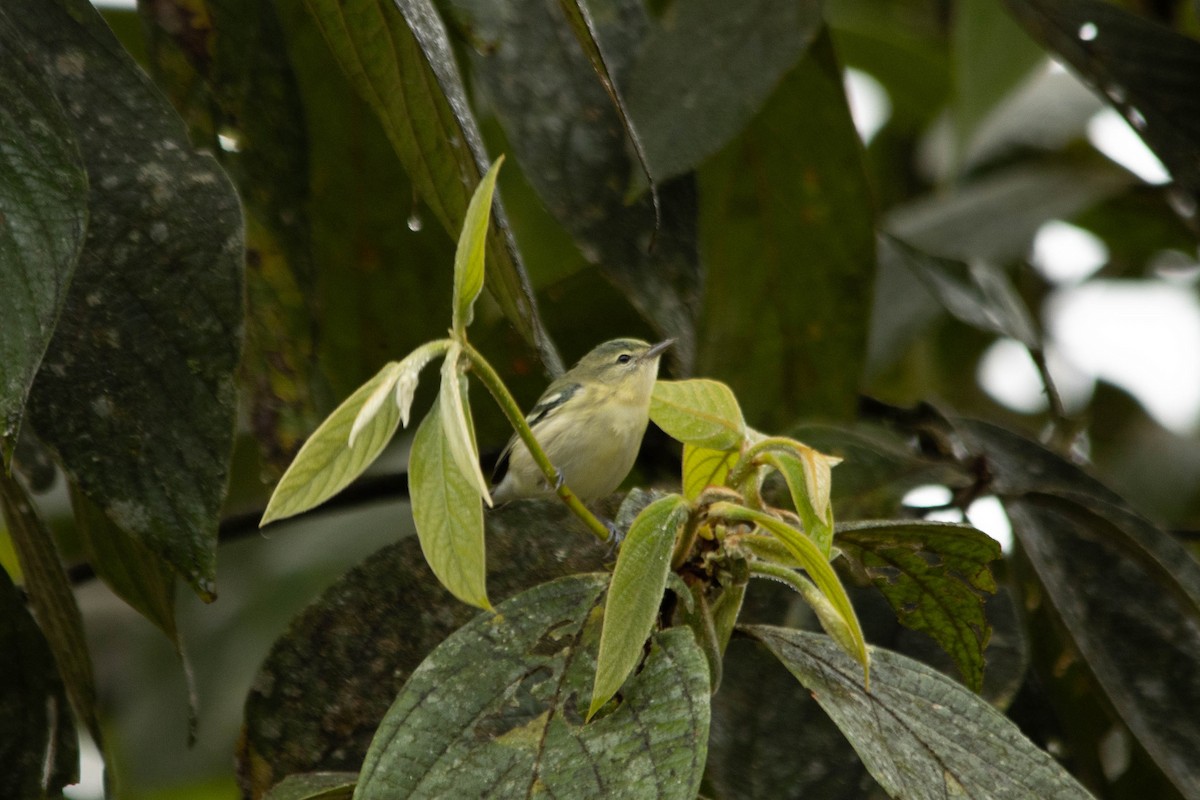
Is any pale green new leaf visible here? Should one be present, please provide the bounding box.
[262,343,444,526]
[650,379,746,451]
[438,344,492,506]
[410,402,490,610]
[763,450,834,557]
[681,443,737,500]
[590,493,689,719]
[453,156,504,333]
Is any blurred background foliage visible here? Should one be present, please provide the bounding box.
[3,0,1200,797]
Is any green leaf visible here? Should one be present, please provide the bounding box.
[453,156,503,332]
[0,474,103,751]
[1003,0,1200,200]
[761,449,837,557]
[264,773,357,800]
[697,29,875,426]
[625,0,823,182]
[836,520,1001,692]
[747,626,1094,799]
[0,567,79,799]
[437,344,492,506]
[410,401,489,610]
[262,343,446,526]
[12,0,243,599]
[0,17,87,463]
[681,443,736,500]
[590,493,689,718]
[650,379,746,451]
[712,503,868,681]
[354,575,709,800]
[450,0,701,369]
[303,0,561,372]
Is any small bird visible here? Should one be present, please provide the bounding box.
[491,337,674,504]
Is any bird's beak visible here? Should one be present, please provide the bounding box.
[643,338,675,361]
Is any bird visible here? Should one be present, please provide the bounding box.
[491,337,674,504]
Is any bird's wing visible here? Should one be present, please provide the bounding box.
[491,382,582,485]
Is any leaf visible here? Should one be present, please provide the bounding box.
[238,514,609,793]
[264,773,357,800]
[747,626,1094,800]
[625,0,823,182]
[451,0,701,369]
[301,0,562,372]
[681,443,736,500]
[262,345,444,526]
[590,493,689,718]
[0,18,87,463]
[453,156,503,332]
[1003,0,1200,202]
[881,234,1040,348]
[13,0,243,599]
[354,574,709,800]
[437,344,492,506]
[712,503,868,681]
[650,379,746,451]
[409,401,489,610]
[0,474,103,750]
[0,567,79,799]
[697,29,875,426]
[836,520,1001,693]
[761,451,834,557]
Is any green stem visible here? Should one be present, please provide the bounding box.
[463,343,611,542]
[727,435,805,487]
[670,508,702,569]
[748,559,819,595]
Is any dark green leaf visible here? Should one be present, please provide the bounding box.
[1004,0,1200,203]
[238,511,609,793]
[309,0,561,372]
[625,0,823,182]
[0,18,86,463]
[747,626,1094,799]
[355,574,709,799]
[13,0,243,599]
[264,772,357,800]
[0,567,79,799]
[698,30,875,426]
[0,474,102,749]
[650,379,745,451]
[835,520,1001,692]
[452,0,701,369]
[881,234,1040,348]
[410,399,489,610]
[591,493,689,717]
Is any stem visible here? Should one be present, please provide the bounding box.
[670,508,703,569]
[748,559,818,595]
[727,435,803,487]
[463,343,611,542]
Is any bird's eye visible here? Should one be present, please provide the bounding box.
[616,353,632,364]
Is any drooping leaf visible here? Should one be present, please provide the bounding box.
[1003,0,1200,204]
[262,343,446,526]
[452,156,503,332]
[264,772,357,800]
[624,0,823,182]
[437,344,492,506]
[409,400,489,610]
[761,451,834,556]
[697,29,875,426]
[591,493,689,718]
[0,474,102,750]
[748,626,1094,800]
[681,443,736,500]
[650,379,746,451]
[0,17,87,463]
[238,511,609,794]
[355,575,709,800]
[836,520,1001,692]
[0,567,79,799]
[302,0,562,373]
[452,0,701,370]
[13,0,243,599]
